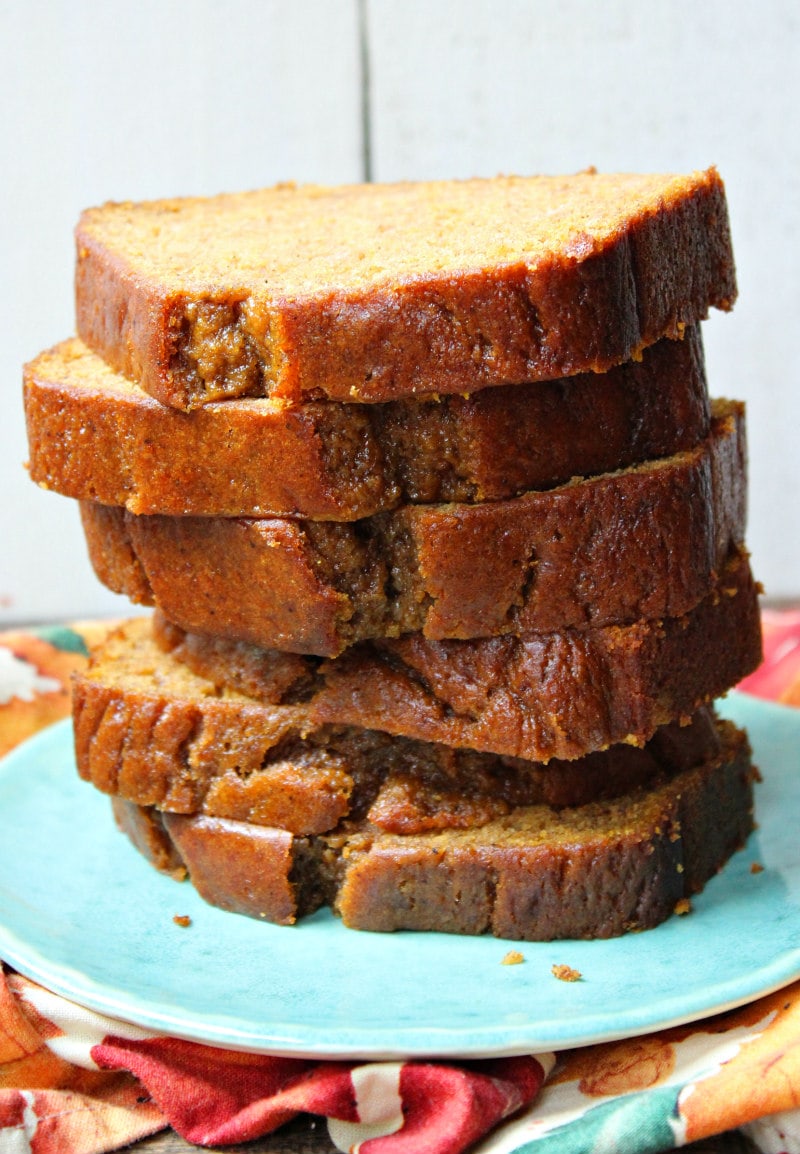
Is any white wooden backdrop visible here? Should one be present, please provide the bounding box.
[1,0,798,625]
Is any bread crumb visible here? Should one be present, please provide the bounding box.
[501,950,525,965]
[172,914,192,927]
[674,898,692,916]
[750,861,764,874]
[552,964,582,982]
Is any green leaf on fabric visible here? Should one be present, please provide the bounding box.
[35,626,89,657]
[510,1085,683,1154]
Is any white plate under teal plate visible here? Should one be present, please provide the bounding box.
[0,692,798,1059]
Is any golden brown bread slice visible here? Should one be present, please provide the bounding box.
[111,717,756,939]
[71,614,723,835]
[24,331,710,519]
[304,554,761,762]
[148,548,762,763]
[74,170,735,408]
[79,400,747,656]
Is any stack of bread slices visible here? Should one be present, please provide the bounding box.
[24,170,763,940]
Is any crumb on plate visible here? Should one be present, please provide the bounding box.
[501,950,525,965]
[552,964,582,982]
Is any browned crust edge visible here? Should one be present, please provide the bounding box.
[110,721,755,940]
[24,329,709,519]
[74,170,735,408]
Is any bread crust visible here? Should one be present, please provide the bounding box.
[25,331,709,518]
[78,400,747,656]
[111,720,755,939]
[74,171,736,408]
[149,550,762,762]
[309,552,761,760]
[73,615,723,834]
[333,725,755,939]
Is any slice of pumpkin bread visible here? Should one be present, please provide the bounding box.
[75,169,735,408]
[112,716,755,940]
[78,399,746,656]
[147,548,761,763]
[73,615,723,836]
[25,329,709,519]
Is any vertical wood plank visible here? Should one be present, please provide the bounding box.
[366,0,800,596]
[1,0,363,624]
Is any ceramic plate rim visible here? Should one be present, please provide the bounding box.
[0,692,799,1059]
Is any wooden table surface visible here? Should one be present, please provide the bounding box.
[130,1119,760,1152]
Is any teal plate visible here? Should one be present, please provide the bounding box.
[0,693,798,1059]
